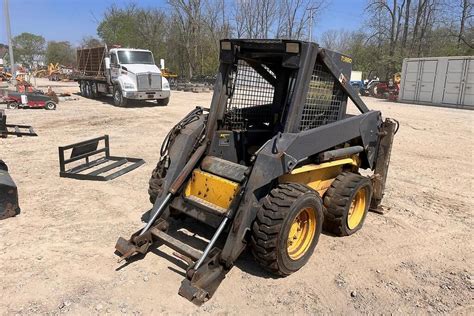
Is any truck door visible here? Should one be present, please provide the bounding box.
[110,53,120,81]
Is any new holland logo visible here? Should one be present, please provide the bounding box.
[148,73,152,86]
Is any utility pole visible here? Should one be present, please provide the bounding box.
[3,0,16,84]
[307,7,317,42]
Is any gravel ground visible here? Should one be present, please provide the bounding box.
[0,79,472,315]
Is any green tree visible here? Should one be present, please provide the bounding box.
[80,36,103,48]
[12,32,45,68]
[45,41,75,66]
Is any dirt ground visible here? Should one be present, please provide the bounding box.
[1,78,473,315]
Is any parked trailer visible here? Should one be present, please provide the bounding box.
[399,56,473,109]
[73,46,170,107]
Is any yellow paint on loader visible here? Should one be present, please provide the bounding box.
[279,157,359,196]
[184,169,239,212]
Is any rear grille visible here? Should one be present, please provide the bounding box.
[137,73,162,91]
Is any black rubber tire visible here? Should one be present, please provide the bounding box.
[156,97,169,106]
[251,183,324,276]
[79,81,85,96]
[45,101,56,110]
[323,172,373,236]
[148,160,166,204]
[90,82,98,98]
[113,86,128,107]
[7,102,19,109]
[84,81,92,98]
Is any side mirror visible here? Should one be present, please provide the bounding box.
[105,57,111,69]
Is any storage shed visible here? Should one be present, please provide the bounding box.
[399,56,473,109]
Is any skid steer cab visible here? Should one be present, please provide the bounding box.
[115,39,397,305]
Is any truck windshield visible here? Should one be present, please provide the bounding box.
[117,51,154,64]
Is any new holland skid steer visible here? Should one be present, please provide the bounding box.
[116,39,397,304]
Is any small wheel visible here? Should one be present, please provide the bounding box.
[113,86,128,107]
[45,101,56,110]
[156,97,169,106]
[323,172,373,236]
[7,102,19,109]
[251,183,323,276]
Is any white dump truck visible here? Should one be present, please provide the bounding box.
[74,46,170,106]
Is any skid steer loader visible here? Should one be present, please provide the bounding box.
[116,39,397,305]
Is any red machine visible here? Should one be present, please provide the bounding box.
[372,81,400,101]
[6,92,57,110]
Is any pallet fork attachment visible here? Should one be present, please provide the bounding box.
[0,110,37,138]
[58,135,145,181]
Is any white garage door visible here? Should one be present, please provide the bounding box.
[462,59,474,107]
[402,61,419,101]
[418,60,437,102]
[443,59,465,105]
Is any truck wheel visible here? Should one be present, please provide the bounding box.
[113,86,128,107]
[156,97,169,106]
[84,81,92,98]
[323,172,373,236]
[45,101,56,110]
[251,183,323,276]
[79,81,84,96]
[91,82,99,98]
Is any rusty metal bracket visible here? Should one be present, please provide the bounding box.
[178,249,227,305]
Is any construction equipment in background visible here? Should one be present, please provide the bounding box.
[161,67,178,87]
[5,91,57,110]
[58,135,145,181]
[115,39,397,305]
[0,109,38,138]
[0,71,12,82]
[358,70,380,96]
[0,160,20,220]
[370,73,401,101]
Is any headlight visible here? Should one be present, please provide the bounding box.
[162,81,170,89]
[123,82,135,89]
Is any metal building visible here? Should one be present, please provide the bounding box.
[399,56,473,110]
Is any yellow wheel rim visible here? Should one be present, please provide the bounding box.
[287,207,316,261]
[347,188,367,230]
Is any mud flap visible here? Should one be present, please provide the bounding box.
[178,249,227,305]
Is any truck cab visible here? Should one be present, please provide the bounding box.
[107,48,170,106]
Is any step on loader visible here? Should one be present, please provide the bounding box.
[115,39,397,305]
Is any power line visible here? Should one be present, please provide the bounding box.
[3,0,16,83]
[307,7,317,42]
